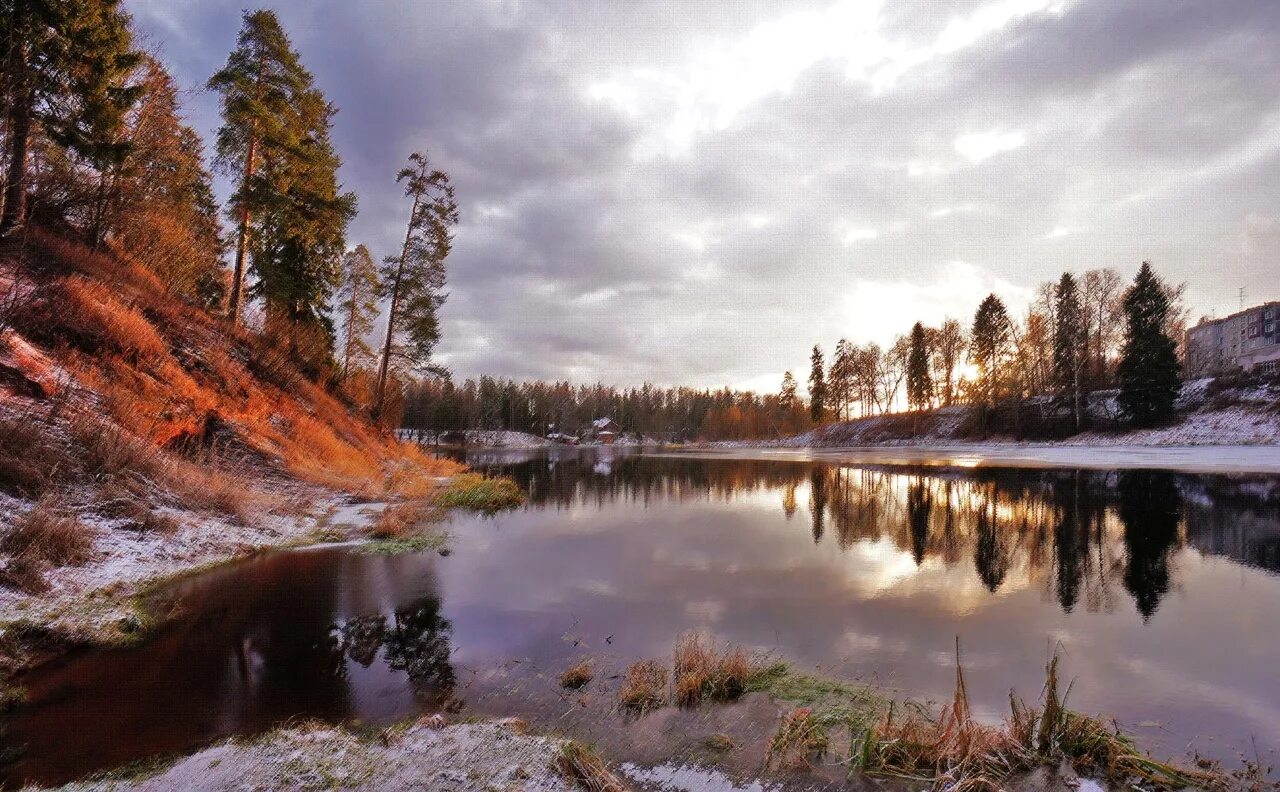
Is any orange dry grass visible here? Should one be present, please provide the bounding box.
[58,276,167,364]
[619,660,668,711]
[1,497,98,592]
[672,631,752,706]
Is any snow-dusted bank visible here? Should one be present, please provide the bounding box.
[669,443,1280,475]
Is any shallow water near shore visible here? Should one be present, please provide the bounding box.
[3,447,1280,788]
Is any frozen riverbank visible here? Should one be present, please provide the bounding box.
[670,443,1280,474]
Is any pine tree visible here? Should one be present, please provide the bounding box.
[375,151,459,416]
[1116,261,1181,427]
[1,0,140,238]
[970,294,1012,409]
[251,82,356,335]
[1052,272,1086,431]
[906,321,933,411]
[208,9,311,323]
[779,371,797,411]
[808,345,826,423]
[336,245,380,379]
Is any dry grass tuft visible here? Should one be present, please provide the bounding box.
[0,412,64,497]
[672,631,752,707]
[369,501,440,539]
[559,658,594,689]
[56,276,169,365]
[1,497,98,592]
[848,644,1233,791]
[619,660,668,712]
[552,742,630,792]
[766,707,831,769]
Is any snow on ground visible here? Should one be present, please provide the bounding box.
[462,429,552,448]
[39,720,577,792]
[0,486,369,649]
[669,444,1280,474]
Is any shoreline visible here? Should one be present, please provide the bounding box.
[673,442,1280,474]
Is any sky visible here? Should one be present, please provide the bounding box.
[127,0,1280,392]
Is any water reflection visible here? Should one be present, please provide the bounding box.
[5,450,1280,788]
[469,449,1280,620]
[2,552,455,787]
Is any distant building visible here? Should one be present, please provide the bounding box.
[1185,301,1280,377]
[591,417,620,434]
[589,417,620,445]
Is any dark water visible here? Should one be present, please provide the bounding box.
[3,449,1280,788]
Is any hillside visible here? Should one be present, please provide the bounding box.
[0,231,460,666]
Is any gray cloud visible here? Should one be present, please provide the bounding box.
[127,0,1280,388]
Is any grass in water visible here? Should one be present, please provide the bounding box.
[763,639,1237,791]
[619,660,668,712]
[359,529,449,555]
[672,630,754,706]
[432,473,523,513]
[559,658,594,689]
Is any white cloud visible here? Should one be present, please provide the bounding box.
[954,129,1027,163]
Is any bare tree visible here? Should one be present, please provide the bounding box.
[931,318,967,406]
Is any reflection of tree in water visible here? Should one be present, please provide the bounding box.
[384,598,456,692]
[1050,474,1088,612]
[782,482,798,520]
[907,478,932,565]
[973,497,1009,592]
[339,614,387,668]
[329,596,456,694]
[472,451,1280,618]
[809,469,827,544]
[1117,471,1182,621]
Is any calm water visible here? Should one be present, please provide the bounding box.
[3,448,1280,787]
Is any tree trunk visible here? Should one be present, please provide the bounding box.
[1,82,34,239]
[375,192,421,418]
[226,132,257,323]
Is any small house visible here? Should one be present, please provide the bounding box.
[598,430,616,445]
[591,417,620,434]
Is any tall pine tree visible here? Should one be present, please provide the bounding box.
[1,0,140,238]
[808,345,826,423]
[375,151,458,416]
[1053,272,1086,431]
[209,9,311,323]
[970,294,1012,409]
[906,321,933,411]
[1116,261,1180,427]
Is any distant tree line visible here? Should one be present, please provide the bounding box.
[0,5,455,426]
[401,377,811,442]
[805,263,1186,432]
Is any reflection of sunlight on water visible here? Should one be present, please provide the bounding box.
[949,455,982,468]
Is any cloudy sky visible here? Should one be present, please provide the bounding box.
[128,0,1280,391]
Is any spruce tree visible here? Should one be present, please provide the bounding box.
[336,245,381,379]
[906,321,933,411]
[1,0,140,238]
[1116,262,1180,427]
[375,151,458,416]
[970,294,1012,409]
[779,371,797,411]
[1052,272,1086,431]
[208,9,311,323]
[808,345,826,423]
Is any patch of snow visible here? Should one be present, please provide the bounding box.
[621,762,780,792]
